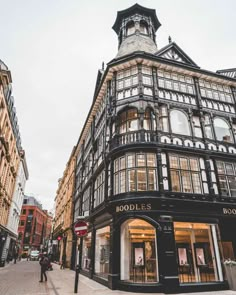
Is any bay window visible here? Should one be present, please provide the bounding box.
[114,153,157,194]
[169,154,207,194]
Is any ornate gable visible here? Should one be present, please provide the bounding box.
[156,42,199,68]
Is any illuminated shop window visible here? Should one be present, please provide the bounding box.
[120,219,158,283]
[94,226,110,279]
[81,232,92,271]
[174,222,223,284]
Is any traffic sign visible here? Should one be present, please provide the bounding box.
[74,221,88,237]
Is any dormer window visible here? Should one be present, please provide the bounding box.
[126,21,135,36]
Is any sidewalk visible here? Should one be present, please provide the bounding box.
[47,263,236,295]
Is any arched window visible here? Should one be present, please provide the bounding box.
[144,108,156,130]
[214,118,232,142]
[118,109,138,134]
[140,21,148,35]
[170,110,190,136]
[126,21,135,36]
[120,219,158,283]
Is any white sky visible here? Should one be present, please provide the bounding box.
[0,0,235,211]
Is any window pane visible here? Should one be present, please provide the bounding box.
[127,154,135,168]
[143,76,152,85]
[115,174,119,194]
[181,171,192,193]
[166,80,172,89]
[132,76,138,85]
[214,118,232,142]
[180,158,188,170]
[171,170,180,192]
[225,163,234,175]
[192,173,202,194]
[147,154,156,167]
[129,119,138,131]
[148,169,157,190]
[137,168,147,191]
[158,78,164,88]
[190,159,199,171]
[170,110,190,135]
[137,154,145,166]
[128,169,136,191]
[120,157,125,169]
[216,161,224,174]
[170,156,179,168]
[219,175,228,196]
[228,176,236,197]
[120,171,126,193]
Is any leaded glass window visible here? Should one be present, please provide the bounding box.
[114,153,158,194]
[216,161,236,197]
[169,154,205,194]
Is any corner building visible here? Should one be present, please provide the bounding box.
[73,4,236,293]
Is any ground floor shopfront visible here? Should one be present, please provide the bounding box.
[0,225,18,267]
[78,198,236,293]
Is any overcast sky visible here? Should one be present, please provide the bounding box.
[0,0,235,211]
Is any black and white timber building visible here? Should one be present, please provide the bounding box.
[72,4,236,293]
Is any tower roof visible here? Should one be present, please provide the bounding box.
[112,3,161,34]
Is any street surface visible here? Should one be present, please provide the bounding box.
[1,260,236,295]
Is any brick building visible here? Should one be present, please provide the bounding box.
[18,196,52,255]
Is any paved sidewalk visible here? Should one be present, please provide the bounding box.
[1,260,236,295]
[47,263,236,295]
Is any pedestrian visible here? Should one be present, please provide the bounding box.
[39,252,49,282]
[13,245,18,264]
[60,254,66,269]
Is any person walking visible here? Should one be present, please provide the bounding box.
[60,254,66,270]
[39,252,49,282]
[13,245,18,264]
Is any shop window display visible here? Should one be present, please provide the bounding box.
[120,219,158,283]
[81,232,92,271]
[174,222,223,284]
[94,226,110,279]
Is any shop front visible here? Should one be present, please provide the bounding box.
[80,198,236,293]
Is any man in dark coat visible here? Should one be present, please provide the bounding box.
[39,252,49,282]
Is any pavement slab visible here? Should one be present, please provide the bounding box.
[1,260,236,295]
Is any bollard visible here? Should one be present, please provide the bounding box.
[74,264,80,293]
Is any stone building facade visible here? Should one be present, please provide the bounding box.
[53,147,76,267]
[0,60,27,266]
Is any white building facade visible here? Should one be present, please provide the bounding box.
[1,151,28,262]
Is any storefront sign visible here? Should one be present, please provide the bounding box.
[223,208,236,215]
[116,203,151,212]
